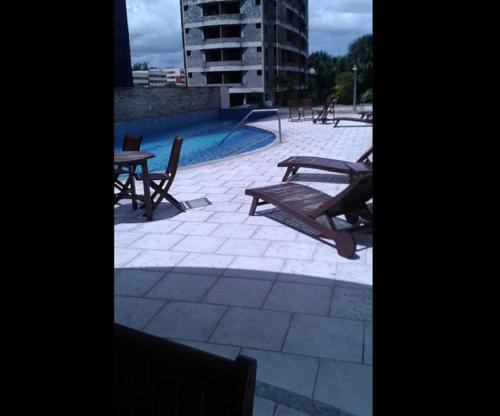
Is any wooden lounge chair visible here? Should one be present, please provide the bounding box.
[278,147,372,182]
[301,98,313,120]
[136,136,185,214]
[288,99,302,122]
[114,134,143,207]
[358,110,373,120]
[115,324,257,415]
[245,174,372,258]
[312,95,337,124]
[332,113,373,127]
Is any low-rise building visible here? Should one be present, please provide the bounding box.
[132,68,186,87]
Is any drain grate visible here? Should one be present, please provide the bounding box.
[182,198,212,210]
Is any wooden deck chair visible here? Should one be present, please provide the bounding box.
[287,99,302,121]
[312,96,337,123]
[358,110,373,120]
[278,147,372,182]
[301,98,313,120]
[332,113,373,127]
[136,136,185,214]
[245,174,372,258]
[114,134,143,207]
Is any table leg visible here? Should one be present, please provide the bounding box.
[129,168,138,210]
[141,161,153,221]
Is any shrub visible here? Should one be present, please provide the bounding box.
[360,89,373,103]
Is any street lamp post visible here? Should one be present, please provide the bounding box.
[352,64,358,112]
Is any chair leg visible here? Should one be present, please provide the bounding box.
[334,232,357,258]
[324,215,357,258]
[129,175,138,210]
[249,197,259,216]
[282,167,294,182]
[164,193,185,212]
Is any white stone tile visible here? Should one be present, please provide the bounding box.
[252,226,299,242]
[125,250,188,268]
[264,242,317,260]
[204,193,234,202]
[224,187,248,195]
[279,259,337,280]
[170,222,219,236]
[114,248,144,267]
[207,212,249,224]
[314,242,367,263]
[114,223,141,232]
[129,233,186,250]
[169,210,214,222]
[114,232,146,248]
[202,202,242,212]
[132,220,181,234]
[335,263,373,286]
[172,235,226,254]
[176,252,234,275]
[244,215,280,226]
[211,223,258,239]
[223,256,284,279]
[173,185,202,193]
[217,238,270,256]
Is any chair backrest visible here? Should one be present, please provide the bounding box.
[288,99,301,109]
[310,173,373,219]
[115,323,257,416]
[165,136,183,179]
[302,98,312,109]
[122,134,143,151]
[356,147,373,163]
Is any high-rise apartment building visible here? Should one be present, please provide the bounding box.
[180,0,308,106]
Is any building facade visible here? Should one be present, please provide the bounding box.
[165,68,186,85]
[132,68,186,87]
[180,0,308,106]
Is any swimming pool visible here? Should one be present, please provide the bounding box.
[114,110,276,173]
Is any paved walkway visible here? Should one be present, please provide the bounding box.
[114,114,372,416]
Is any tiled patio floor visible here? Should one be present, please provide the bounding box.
[115,114,372,416]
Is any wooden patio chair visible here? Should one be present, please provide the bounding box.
[136,136,185,214]
[312,95,337,123]
[287,99,302,122]
[358,110,373,120]
[332,113,373,127]
[278,147,372,182]
[245,173,372,258]
[115,324,257,415]
[301,98,313,120]
[114,134,143,207]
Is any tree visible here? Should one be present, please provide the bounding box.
[308,51,336,105]
[132,62,149,71]
[307,34,373,105]
[332,72,354,104]
[346,34,373,99]
[271,73,296,105]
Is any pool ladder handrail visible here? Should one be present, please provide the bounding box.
[217,108,282,147]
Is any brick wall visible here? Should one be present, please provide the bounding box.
[114,86,221,122]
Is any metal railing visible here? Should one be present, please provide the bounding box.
[217,108,282,147]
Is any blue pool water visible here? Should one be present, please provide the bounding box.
[114,115,276,173]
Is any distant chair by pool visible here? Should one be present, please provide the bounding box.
[136,136,185,214]
[278,147,372,182]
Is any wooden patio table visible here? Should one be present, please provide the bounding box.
[114,151,155,221]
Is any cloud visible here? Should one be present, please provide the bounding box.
[125,0,372,67]
[126,0,184,68]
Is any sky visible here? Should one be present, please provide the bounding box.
[126,0,372,69]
